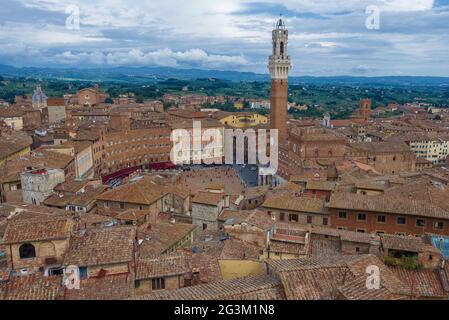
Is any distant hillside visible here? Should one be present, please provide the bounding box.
[292,76,449,87]
[0,65,266,82]
[1,64,449,86]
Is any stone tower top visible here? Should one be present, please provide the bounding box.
[269,17,292,80]
[276,17,286,30]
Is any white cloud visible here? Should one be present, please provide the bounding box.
[53,48,248,69]
[378,0,434,12]
[2,0,447,76]
[258,0,434,14]
[0,23,110,46]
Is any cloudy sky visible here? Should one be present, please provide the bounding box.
[0,0,448,76]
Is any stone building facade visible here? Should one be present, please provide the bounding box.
[20,168,65,205]
[191,191,227,233]
[76,85,109,107]
[2,217,74,274]
[289,127,347,161]
[328,193,449,236]
[347,141,416,175]
[103,114,172,175]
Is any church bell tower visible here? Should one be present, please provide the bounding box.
[268,17,291,143]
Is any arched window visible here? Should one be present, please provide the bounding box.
[280,42,284,56]
[19,243,36,259]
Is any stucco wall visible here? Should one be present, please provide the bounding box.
[219,260,264,280]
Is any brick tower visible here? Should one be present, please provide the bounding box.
[269,17,292,143]
[359,98,372,121]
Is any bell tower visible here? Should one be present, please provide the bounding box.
[269,17,291,143]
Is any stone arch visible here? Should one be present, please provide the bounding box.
[38,241,56,257]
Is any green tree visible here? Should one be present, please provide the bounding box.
[163,102,174,110]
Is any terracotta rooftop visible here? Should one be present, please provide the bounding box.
[305,180,336,191]
[0,132,32,160]
[266,253,360,272]
[31,149,74,168]
[44,185,106,208]
[328,192,449,220]
[190,230,226,257]
[0,275,62,300]
[136,254,187,280]
[263,194,327,214]
[312,225,379,245]
[96,176,165,205]
[309,238,342,258]
[267,255,411,300]
[179,249,223,285]
[54,179,93,194]
[337,274,405,300]
[192,191,224,206]
[219,238,261,261]
[137,222,196,257]
[0,203,66,231]
[350,141,412,154]
[219,209,274,231]
[59,140,92,154]
[384,177,449,212]
[69,185,107,207]
[206,183,225,191]
[116,208,156,222]
[0,150,73,183]
[355,180,387,191]
[77,213,115,228]
[73,130,100,142]
[379,234,426,253]
[2,216,74,244]
[0,105,30,118]
[135,274,283,300]
[270,239,307,255]
[295,131,346,142]
[47,97,65,107]
[64,226,136,267]
[190,226,264,259]
[63,273,133,300]
[244,185,270,199]
[389,267,447,298]
[169,118,223,130]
